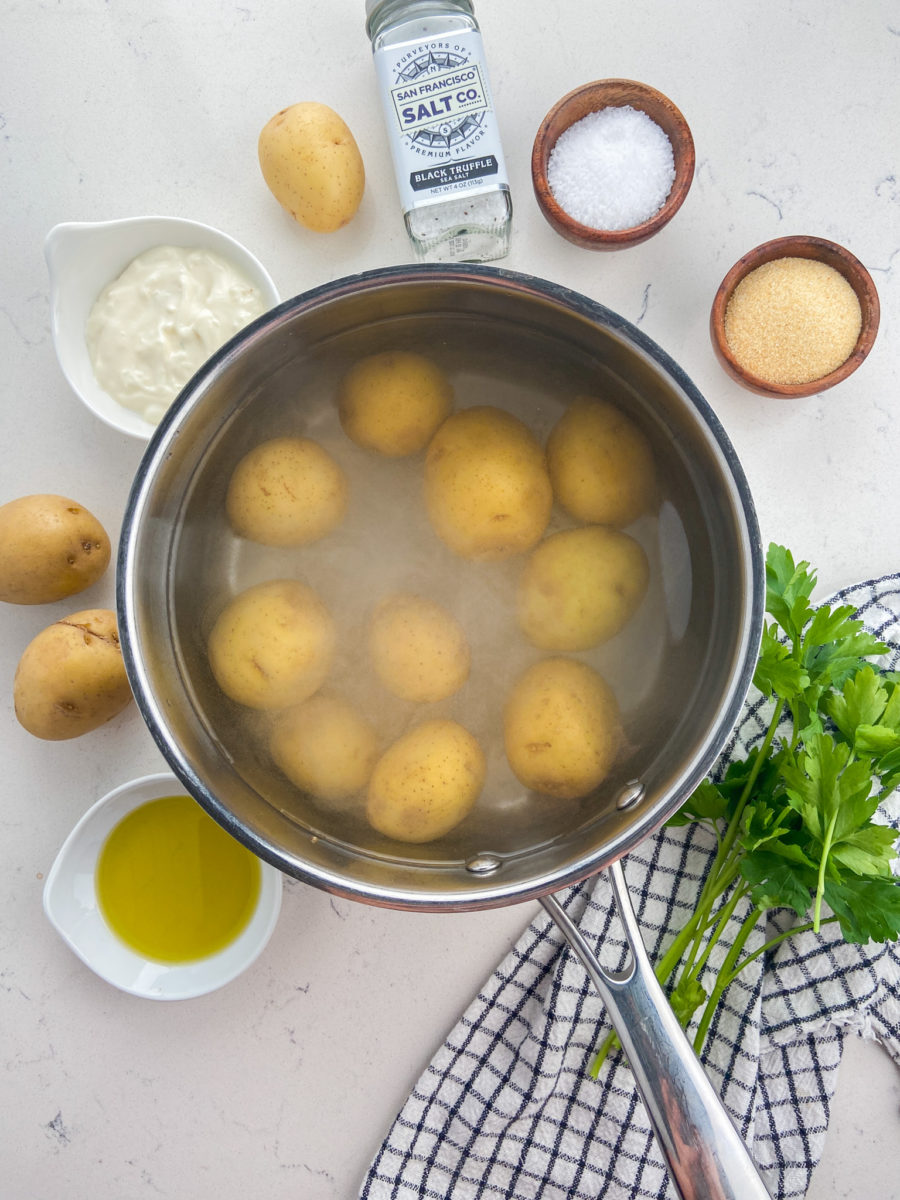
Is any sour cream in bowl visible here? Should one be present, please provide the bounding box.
[45,216,280,440]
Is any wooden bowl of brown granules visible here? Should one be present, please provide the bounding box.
[710,235,880,397]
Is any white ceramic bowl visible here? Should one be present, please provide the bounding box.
[43,771,283,1000]
[45,216,281,441]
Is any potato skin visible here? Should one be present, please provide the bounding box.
[207,579,336,710]
[258,101,365,233]
[0,494,110,605]
[503,658,621,799]
[546,398,657,527]
[225,436,348,547]
[367,719,486,843]
[338,351,453,457]
[517,526,650,650]
[13,608,132,740]
[368,593,470,703]
[424,406,553,561]
[270,693,379,801]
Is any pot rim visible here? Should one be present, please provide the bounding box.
[117,263,764,911]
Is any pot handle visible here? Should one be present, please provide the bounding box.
[540,859,772,1200]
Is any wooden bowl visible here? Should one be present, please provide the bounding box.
[531,78,695,250]
[710,236,880,398]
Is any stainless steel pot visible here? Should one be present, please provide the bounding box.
[117,265,768,1198]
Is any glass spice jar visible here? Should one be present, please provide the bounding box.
[365,0,513,263]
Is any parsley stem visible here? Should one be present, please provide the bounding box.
[676,860,743,984]
[590,697,783,1078]
[589,1028,618,1078]
[814,810,839,931]
[718,699,785,863]
[589,870,749,1077]
[677,702,783,984]
[692,908,760,1053]
[724,915,839,986]
[686,882,751,984]
[588,910,706,1078]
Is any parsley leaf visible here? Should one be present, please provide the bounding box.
[823,877,900,944]
[875,747,900,796]
[666,780,729,826]
[754,625,809,700]
[824,665,887,739]
[740,849,816,917]
[764,545,816,643]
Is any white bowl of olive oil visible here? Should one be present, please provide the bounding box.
[43,772,282,999]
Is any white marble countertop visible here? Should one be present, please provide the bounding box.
[2,2,899,1197]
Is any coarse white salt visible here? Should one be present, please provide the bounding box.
[547,105,676,231]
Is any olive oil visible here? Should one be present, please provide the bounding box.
[96,795,261,963]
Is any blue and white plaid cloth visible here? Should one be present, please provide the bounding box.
[360,575,900,1199]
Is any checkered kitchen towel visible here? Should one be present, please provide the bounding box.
[360,575,900,1200]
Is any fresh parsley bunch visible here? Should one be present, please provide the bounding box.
[591,544,900,1074]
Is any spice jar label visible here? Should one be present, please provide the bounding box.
[373,30,509,210]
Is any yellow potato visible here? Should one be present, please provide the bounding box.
[258,101,365,233]
[368,593,470,703]
[225,436,348,547]
[338,351,452,457]
[424,406,553,560]
[207,579,335,710]
[366,719,486,843]
[13,608,132,740]
[546,398,657,527]
[269,693,379,801]
[503,657,621,800]
[0,494,110,605]
[517,526,650,650]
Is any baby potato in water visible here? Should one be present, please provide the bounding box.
[207,579,335,710]
[547,397,657,527]
[517,526,649,651]
[504,657,621,800]
[368,592,470,703]
[270,693,379,802]
[338,351,453,457]
[366,718,486,843]
[226,436,348,547]
[424,406,553,560]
